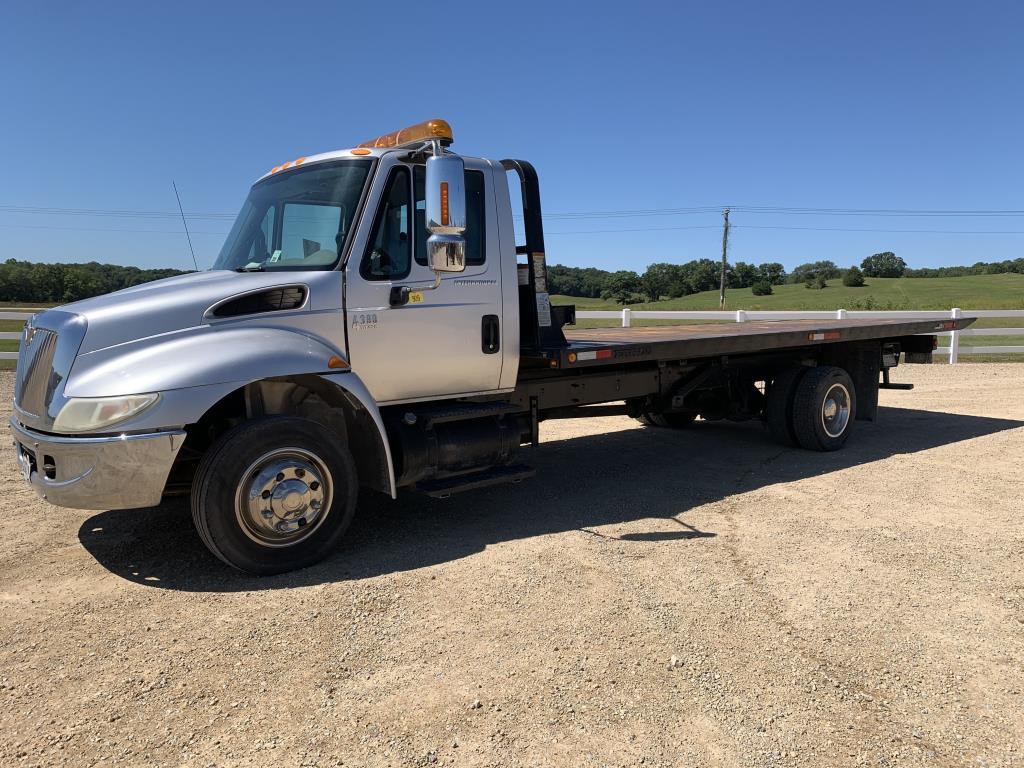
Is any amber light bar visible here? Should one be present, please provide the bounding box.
[357,118,453,149]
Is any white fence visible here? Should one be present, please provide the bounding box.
[3,308,1023,364]
[0,311,33,360]
[575,307,1024,364]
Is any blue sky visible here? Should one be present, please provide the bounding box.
[2,1,1022,274]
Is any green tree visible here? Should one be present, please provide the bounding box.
[861,251,906,278]
[805,274,829,289]
[729,261,758,288]
[756,262,786,285]
[842,266,866,287]
[751,280,773,296]
[790,260,841,284]
[679,258,720,294]
[641,263,685,301]
[601,270,643,304]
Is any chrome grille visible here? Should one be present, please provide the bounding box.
[14,327,58,418]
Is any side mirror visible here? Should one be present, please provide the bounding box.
[425,154,467,273]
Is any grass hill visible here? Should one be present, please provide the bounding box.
[553,273,1024,359]
[2,275,1021,369]
[553,273,1024,312]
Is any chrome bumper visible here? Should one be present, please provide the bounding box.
[9,417,186,510]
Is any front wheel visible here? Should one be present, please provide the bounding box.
[191,416,358,575]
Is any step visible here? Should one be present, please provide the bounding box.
[404,401,521,427]
[415,464,535,498]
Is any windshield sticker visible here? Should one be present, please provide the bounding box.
[532,253,547,292]
[536,292,552,327]
[269,250,282,263]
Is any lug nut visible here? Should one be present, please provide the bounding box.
[262,509,273,518]
[309,481,320,491]
[297,517,307,527]
[261,490,271,499]
[276,472,285,482]
[295,468,305,478]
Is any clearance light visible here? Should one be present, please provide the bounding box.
[574,349,613,362]
[357,118,453,149]
[269,155,308,175]
[351,148,371,155]
[807,331,842,341]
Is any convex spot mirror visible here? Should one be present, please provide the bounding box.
[425,154,467,273]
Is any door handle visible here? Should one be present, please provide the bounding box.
[482,315,500,354]
[389,286,411,307]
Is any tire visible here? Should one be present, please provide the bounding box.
[765,367,807,446]
[791,366,857,451]
[634,410,698,428]
[191,416,358,575]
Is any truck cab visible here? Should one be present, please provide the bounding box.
[10,119,965,575]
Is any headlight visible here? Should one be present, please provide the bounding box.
[53,394,160,433]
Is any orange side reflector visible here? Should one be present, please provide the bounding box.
[440,182,449,226]
[351,148,371,155]
[327,356,349,370]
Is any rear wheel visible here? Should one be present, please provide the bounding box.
[765,366,807,446]
[191,416,358,575]
[790,366,856,451]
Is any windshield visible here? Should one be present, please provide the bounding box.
[212,159,373,271]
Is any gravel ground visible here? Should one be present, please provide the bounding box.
[1,364,1023,768]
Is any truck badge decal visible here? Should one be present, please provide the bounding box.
[351,312,378,330]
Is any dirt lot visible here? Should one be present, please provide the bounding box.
[2,365,1023,768]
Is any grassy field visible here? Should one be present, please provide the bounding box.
[555,274,1024,360]
[554,273,1024,312]
[1,274,1022,369]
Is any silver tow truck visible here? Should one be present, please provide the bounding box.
[10,119,972,574]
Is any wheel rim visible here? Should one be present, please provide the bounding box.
[821,383,851,438]
[234,448,334,548]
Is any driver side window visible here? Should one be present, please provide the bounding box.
[360,167,411,281]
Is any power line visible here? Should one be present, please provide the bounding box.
[5,202,1024,223]
[734,224,1024,234]
[0,222,229,235]
[4,219,1023,237]
[545,224,722,235]
[0,204,236,220]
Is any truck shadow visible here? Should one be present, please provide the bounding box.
[78,406,1022,592]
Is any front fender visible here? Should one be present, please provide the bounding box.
[66,326,345,398]
[318,372,396,498]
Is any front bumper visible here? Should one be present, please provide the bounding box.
[9,417,186,510]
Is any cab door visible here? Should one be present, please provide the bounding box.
[344,157,505,404]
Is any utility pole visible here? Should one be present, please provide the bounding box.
[718,207,730,309]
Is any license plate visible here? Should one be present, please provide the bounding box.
[16,445,33,483]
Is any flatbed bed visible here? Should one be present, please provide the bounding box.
[530,316,974,369]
